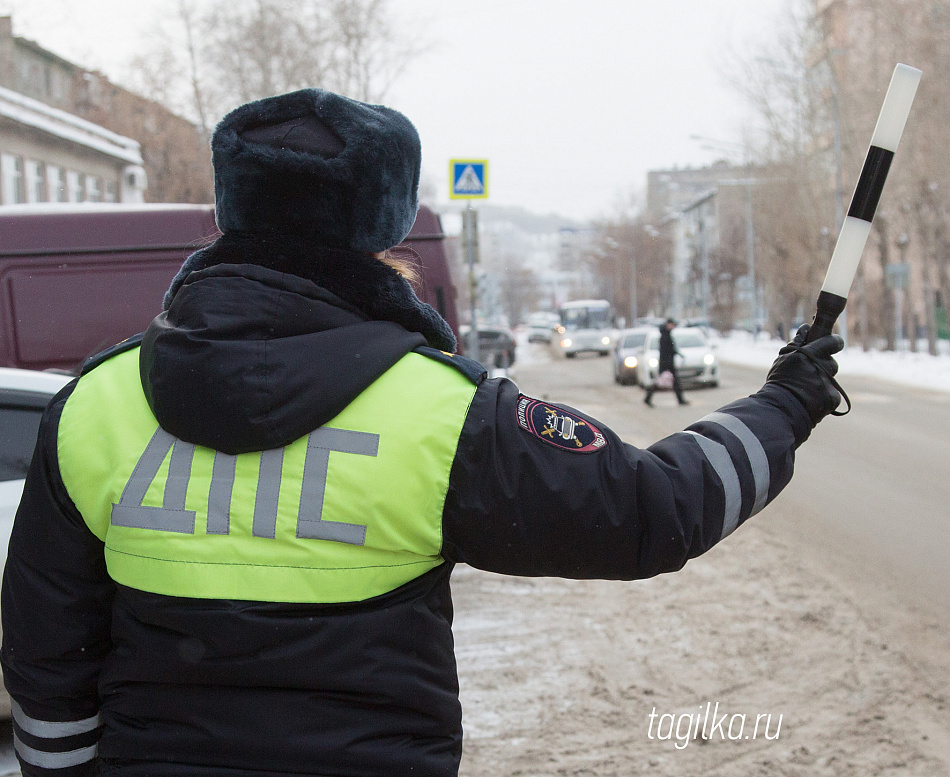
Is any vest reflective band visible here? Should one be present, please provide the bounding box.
[57,348,478,603]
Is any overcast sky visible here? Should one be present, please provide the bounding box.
[3,0,790,221]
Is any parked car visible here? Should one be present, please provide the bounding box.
[612,326,652,385]
[526,311,560,343]
[641,326,720,388]
[460,325,517,369]
[0,367,72,718]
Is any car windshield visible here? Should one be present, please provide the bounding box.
[559,307,610,330]
[672,331,707,348]
[622,332,646,348]
[0,404,43,481]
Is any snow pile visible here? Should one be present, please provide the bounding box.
[714,330,950,394]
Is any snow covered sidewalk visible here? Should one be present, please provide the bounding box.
[714,331,950,395]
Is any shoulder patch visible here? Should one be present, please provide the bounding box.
[413,346,487,385]
[516,395,607,453]
[81,332,145,375]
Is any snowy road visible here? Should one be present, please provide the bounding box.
[453,345,950,776]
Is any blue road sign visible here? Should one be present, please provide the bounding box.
[449,159,488,199]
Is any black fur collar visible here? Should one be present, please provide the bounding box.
[165,232,456,353]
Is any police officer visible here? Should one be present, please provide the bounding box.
[1,89,843,777]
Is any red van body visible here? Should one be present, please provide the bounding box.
[0,203,459,372]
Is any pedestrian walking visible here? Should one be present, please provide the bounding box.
[643,317,689,406]
[2,88,844,777]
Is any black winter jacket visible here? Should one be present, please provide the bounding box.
[1,239,813,777]
[657,326,680,372]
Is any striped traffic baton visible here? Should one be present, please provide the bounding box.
[806,63,922,343]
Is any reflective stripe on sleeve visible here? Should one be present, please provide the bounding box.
[11,700,100,738]
[701,412,771,516]
[684,431,742,540]
[13,733,97,769]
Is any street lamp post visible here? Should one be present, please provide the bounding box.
[744,177,756,332]
[690,135,760,332]
[630,251,638,324]
[699,210,711,326]
[896,232,910,352]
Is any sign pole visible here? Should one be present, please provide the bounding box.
[464,203,479,364]
[449,159,489,361]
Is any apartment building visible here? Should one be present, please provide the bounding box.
[0,15,212,206]
[0,84,145,205]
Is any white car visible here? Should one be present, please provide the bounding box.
[526,312,560,344]
[612,326,653,385]
[641,327,719,388]
[0,368,71,716]
[1,368,72,559]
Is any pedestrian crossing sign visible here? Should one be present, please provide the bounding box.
[449,159,488,199]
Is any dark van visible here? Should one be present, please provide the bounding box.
[0,203,459,372]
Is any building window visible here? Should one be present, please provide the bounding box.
[12,157,25,203]
[1,154,27,205]
[67,170,86,203]
[47,166,68,202]
[19,60,45,98]
[104,180,118,203]
[49,68,68,103]
[16,60,31,89]
[25,160,47,203]
[86,176,102,203]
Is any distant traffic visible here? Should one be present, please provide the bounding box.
[522,303,720,395]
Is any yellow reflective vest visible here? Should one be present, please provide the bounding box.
[58,347,478,603]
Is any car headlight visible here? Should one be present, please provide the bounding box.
[703,353,716,365]
[601,336,611,345]
[561,338,573,348]
[648,357,659,368]
[623,356,638,368]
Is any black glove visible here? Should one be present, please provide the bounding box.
[766,324,847,425]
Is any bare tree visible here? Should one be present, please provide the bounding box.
[132,0,423,128]
[203,0,329,107]
[728,0,950,351]
[179,0,213,142]
[587,202,671,325]
[326,0,423,102]
[498,258,540,327]
[120,0,423,205]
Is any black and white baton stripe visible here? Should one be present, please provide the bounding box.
[822,64,921,300]
[807,64,921,342]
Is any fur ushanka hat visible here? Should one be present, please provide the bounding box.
[211,88,422,253]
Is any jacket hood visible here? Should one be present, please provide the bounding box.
[163,231,457,354]
[141,261,433,454]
